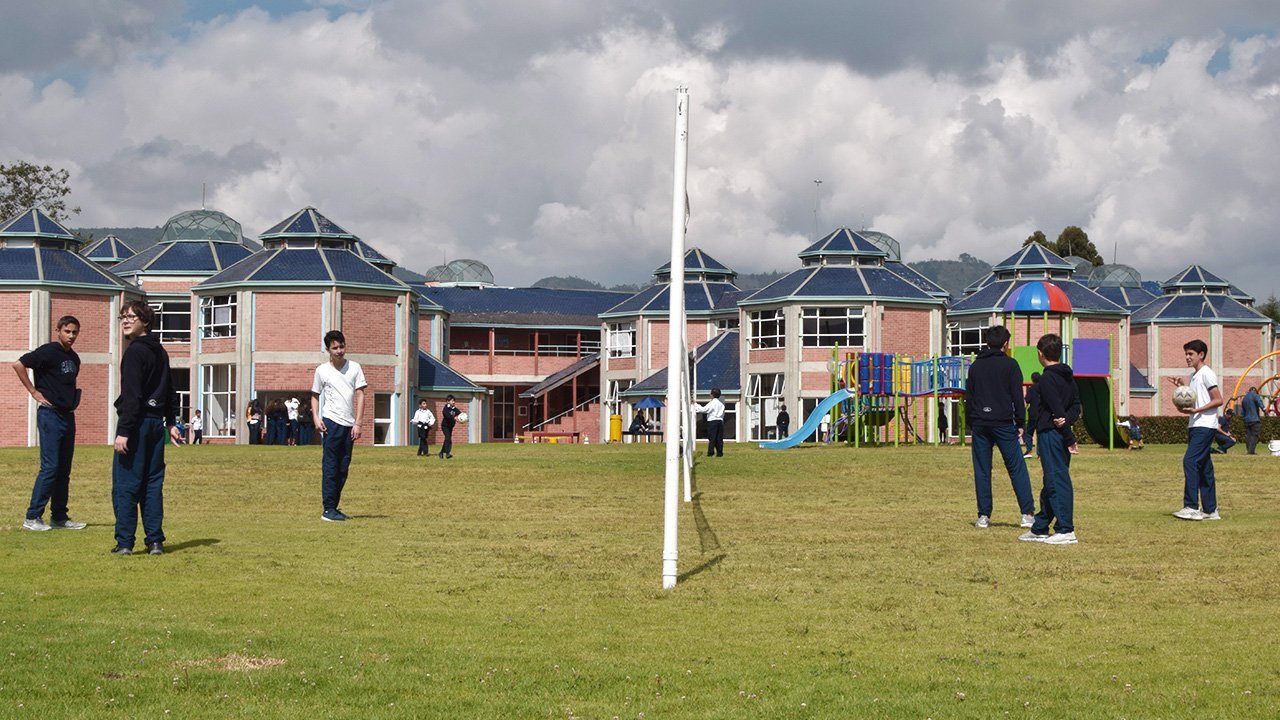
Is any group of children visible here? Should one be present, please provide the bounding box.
[967,327,1229,543]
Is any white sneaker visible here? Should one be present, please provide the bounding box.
[51,518,87,530]
[1044,532,1078,545]
[1019,531,1048,542]
[1173,507,1204,521]
[975,515,989,529]
[1202,511,1221,521]
[1020,514,1035,528]
[1023,452,1034,458]
[22,517,52,532]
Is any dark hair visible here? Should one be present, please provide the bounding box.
[56,315,80,329]
[1031,371,1041,381]
[121,299,154,328]
[1183,339,1208,356]
[984,325,1011,350]
[419,399,428,405]
[446,394,455,401]
[1037,333,1063,361]
[710,388,721,398]
[323,330,346,348]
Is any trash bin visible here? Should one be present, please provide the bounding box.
[609,414,623,443]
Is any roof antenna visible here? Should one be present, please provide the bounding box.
[811,179,823,240]
[201,183,206,210]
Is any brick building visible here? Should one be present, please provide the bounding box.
[0,209,139,447]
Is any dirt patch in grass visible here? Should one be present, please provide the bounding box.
[179,654,286,672]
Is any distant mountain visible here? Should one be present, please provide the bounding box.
[906,253,992,297]
[72,226,162,250]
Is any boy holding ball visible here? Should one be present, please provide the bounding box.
[1171,339,1223,521]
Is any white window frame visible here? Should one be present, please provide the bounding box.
[801,306,865,348]
[373,393,394,446]
[607,322,636,358]
[947,319,990,357]
[199,295,237,339]
[747,373,784,440]
[201,364,237,438]
[749,309,785,349]
[148,297,192,344]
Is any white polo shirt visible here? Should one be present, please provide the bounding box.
[311,359,367,427]
[1188,365,1219,430]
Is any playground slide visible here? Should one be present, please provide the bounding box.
[760,388,853,449]
[1076,377,1128,449]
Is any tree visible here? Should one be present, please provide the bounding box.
[1054,225,1103,266]
[1022,230,1049,248]
[1258,294,1280,324]
[0,161,80,223]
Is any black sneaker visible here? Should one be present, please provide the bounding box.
[321,509,345,522]
[147,543,164,555]
[110,546,132,555]
[334,509,350,521]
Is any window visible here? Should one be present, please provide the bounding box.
[373,393,393,446]
[801,307,864,348]
[695,400,737,441]
[201,364,237,437]
[713,317,739,337]
[199,295,237,338]
[947,319,989,357]
[493,386,515,439]
[149,298,192,344]
[746,373,784,440]
[606,379,633,415]
[607,322,635,358]
[171,368,191,424]
[749,309,785,349]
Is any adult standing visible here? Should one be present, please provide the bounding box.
[965,325,1036,530]
[312,330,366,522]
[412,399,436,457]
[1239,386,1265,455]
[692,388,726,457]
[439,395,461,459]
[776,405,791,440]
[1171,339,1224,521]
[111,301,182,555]
[246,399,262,445]
[13,315,86,532]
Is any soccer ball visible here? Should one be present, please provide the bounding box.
[1172,385,1196,410]
[457,412,469,423]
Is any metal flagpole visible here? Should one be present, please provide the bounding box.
[663,86,690,590]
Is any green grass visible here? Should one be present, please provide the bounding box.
[2,442,1278,718]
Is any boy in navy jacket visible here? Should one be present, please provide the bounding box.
[1021,334,1081,545]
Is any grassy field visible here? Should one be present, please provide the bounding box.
[2,441,1278,718]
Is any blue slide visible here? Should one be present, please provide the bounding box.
[760,388,853,449]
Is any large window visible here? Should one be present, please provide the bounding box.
[201,364,237,437]
[606,379,633,416]
[149,298,191,344]
[695,401,738,441]
[801,307,864,348]
[747,373,784,440]
[947,320,989,357]
[373,393,394,446]
[199,295,237,338]
[172,368,191,424]
[749,309,785,349]
[493,386,515,439]
[607,322,635,358]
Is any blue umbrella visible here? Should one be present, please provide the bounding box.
[635,397,664,409]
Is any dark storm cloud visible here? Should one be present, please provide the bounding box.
[0,0,183,75]
[86,138,278,212]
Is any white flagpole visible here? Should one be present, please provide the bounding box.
[663,86,690,590]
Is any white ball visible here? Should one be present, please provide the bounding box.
[457,412,469,423]
[1172,385,1196,410]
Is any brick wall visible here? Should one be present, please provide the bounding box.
[254,363,318,392]
[1222,326,1263,368]
[202,337,236,354]
[76,364,111,443]
[1076,318,1122,342]
[139,280,195,294]
[256,292,322,352]
[0,292,30,350]
[1130,327,1149,369]
[1158,325,1209,368]
[749,348,785,364]
[341,295,398,355]
[49,293,113,353]
[881,308,932,356]
[801,371,834,392]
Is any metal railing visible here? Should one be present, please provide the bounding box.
[522,394,601,431]
[449,342,600,357]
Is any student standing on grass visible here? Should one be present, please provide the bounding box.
[413,399,435,457]
[776,405,791,439]
[111,301,182,556]
[190,409,203,445]
[1023,371,1040,458]
[439,395,461,459]
[1020,334,1081,545]
[1171,339,1224,521]
[1240,386,1265,455]
[965,325,1036,530]
[13,315,86,532]
[312,330,366,522]
[692,388,726,457]
[285,396,300,446]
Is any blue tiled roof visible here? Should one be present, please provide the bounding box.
[948,279,1126,316]
[1161,265,1229,291]
[799,227,888,260]
[625,331,741,396]
[81,234,136,262]
[260,207,356,240]
[354,240,395,268]
[0,209,81,242]
[600,280,741,318]
[418,350,482,391]
[889,261,950,298]
[111,240,254,276]
[1131,293,1268,324]
[654,248,736,278]
[992,244,1074,272]
[0,246,133,290]
[519,353,600,398]
[964,272,996,294]
[195,248,408,291]
[1130,364,1155,392]
[1095,285,1158,311]
[741,265,943,306]
[422,286,628,327]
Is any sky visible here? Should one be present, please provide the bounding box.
[2,1,1279,298]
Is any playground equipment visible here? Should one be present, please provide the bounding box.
[1227,350,1280,413]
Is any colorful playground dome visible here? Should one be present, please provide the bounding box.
[1001,280,1073,313]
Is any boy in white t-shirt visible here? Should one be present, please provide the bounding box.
[1171,339,1224,521]
[311,330,366,522]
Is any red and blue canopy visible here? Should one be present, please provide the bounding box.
[1002,281,1073,314]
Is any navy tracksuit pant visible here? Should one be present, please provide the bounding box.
[321,418,354,511]
[971,423,1035,517]
[112,417,167,549]
[28,406,76,522]
[1031,427,1074,534]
